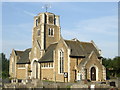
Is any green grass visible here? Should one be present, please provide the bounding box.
[42,80,55,82]
[66,85,71,88]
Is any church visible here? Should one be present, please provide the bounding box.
[9,11,106,82]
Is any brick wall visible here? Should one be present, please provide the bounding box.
[41,68,54,81]
[85,52,105,81]
[54,39,69,82]
[16,64,26,79]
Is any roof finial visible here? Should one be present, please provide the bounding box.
[42,4,51,12]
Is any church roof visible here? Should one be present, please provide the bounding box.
[79,41,100,57]
[17,48,31,64]
[64,40,85,57]
[77,51,100,71]
[14,50,24,57]
[39,43,58,63]
[38,39,101,63]
[64,39,101,58]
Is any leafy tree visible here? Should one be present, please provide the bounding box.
[0,53,9,79]
[102,56,120,79]
[112,56,120,77]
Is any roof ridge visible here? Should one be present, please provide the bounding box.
[79,41,92,43]
[14,50,24,52]
[64,39,78,42]
[25,48,32,51]
[14,48,31,52]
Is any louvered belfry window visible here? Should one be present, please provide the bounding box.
[48,28,54,36]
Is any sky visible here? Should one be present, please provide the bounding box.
[1,2,118,59]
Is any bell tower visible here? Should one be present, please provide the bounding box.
[32,12,61,53]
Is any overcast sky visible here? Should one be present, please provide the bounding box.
[2,2,118,59]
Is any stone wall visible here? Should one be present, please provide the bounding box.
[85,51,105,81]
[54,39,69,82]
[41,68,54,81]
[16,69,26,79]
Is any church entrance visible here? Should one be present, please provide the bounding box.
[91,67,96,81]
[32,60,38,79]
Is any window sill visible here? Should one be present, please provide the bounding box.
[18,67,26,69]
[41,67,53,69]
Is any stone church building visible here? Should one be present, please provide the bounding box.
[9,12,106,82]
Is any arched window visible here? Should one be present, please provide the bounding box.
[54,18,56,25]
[49,28,51,35]
[38,17,40,23]
[36,19,38,26]
[51,29,53,36]
[59,49,64,73]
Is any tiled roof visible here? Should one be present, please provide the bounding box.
[80,41,100,57]
[38,39,101,63]
[77,51,101,71]
[17,48,31,64]
[39,43,58,63]
[14,50,24,57]
[64,40,85,57]
[64,40,100,58]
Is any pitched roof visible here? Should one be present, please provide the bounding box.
[17,48,31,64]
[14,50,24,57]
[64,39,101,58]
[77,51,101,70]
[64,40,85,57]
[80,41,100,57]
[39,43,58,63]
[37,38,101,63]
[64,39,101,70]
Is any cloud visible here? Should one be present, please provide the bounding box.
[76,15,118,36]
[62,15,118,58]
[23,10,36,16]
[2,23,33,58]
[62,15,117,39]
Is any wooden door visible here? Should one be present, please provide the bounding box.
[91,67,96,81]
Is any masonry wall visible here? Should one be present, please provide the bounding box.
[54,39,69,82]
[30,44,41,62]
[85,52,105,81]
[70,58,83,82]
[27,64,31,79]
[44,24,60,49]
[9,55,16,78]
[16,64,26,79]
[69,58,76,82]
[41,68,54,81]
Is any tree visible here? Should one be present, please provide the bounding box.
[0,53,9,79]
[112,56,120,77]
[102,56,120,79]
